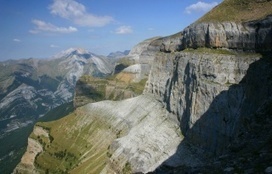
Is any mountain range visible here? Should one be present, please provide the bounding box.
[0,48,116,173]
[2,0,272,173]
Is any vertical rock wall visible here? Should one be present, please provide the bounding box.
[145,51,272,155]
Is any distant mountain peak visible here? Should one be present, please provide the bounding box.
[107,50,130,59]
[52,48,92,59]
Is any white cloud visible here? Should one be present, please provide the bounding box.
[185,1,218,14]
[13,39,21,42]
[115,26,133,34]
[30,19,77,34]
[148,27,154,31]
[50,44,59,48]
[49,0,113,27]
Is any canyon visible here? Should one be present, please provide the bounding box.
[14,0,272,173]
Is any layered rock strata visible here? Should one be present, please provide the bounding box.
[14,4,272,174]
[14,95,186,173]
[157,15,272,53]
[144,50,272,157]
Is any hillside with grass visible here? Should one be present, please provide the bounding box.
[197,0,272,23]
[13,0,272,173]
[74,74,147,108]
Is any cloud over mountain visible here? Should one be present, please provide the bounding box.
[49,0,114,27]
[30,19,78,34]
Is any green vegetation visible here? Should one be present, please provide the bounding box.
[31,108,118,174]
[197,0,272,23]
[122,162,132,174]
[75,74,148,107]
[126,78,148,95]
[0,102,73,174]
[117,57,135,67]
[38,102,74,122]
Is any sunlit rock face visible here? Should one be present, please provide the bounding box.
[13,6,272,174]
[14,95,183,174]
[156,16,272,53]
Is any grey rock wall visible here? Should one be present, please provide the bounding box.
[143,15,272,155]
[157,15,272,53]
[145,51,272,155]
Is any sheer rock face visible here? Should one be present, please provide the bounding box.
[144,50,272,155]
[157,15,272,53]
[143,15,272,155]
[13,14,272,174]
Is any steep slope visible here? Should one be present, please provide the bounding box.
[73,39,158,108]
[14,95,183,174]
[15,0,272,173]
[0,48,113,134]
[151,52,272,173]
[0,102,73,174]
[197,0,272,23]
[0,48,113,173]
[155,0,272,53]
[114,37,162,82]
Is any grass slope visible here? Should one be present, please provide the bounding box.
[31,107,118,174]
[197,0,272,23]
[0,102,73,174]
[74,74,147,107]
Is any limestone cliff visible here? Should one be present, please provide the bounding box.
[156,0,272,53]
[145,50,271,155]
[14,0,272,173]
[117,37,161,82]
[156,15,272,53]
[143,0,272,158]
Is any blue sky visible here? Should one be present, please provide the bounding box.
[0,0,222,60]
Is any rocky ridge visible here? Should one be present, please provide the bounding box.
[15,0,272,173]
[0,48,112,134]
[14,95,186,174]
[0,48,113,173]
[73,40,158,108]
[156,14,272,53]
[115,37,161,82]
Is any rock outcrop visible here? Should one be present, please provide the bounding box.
[14,0,272,173]
[117,37,161,82]
[157,15,272,53]
[13,138,42,174]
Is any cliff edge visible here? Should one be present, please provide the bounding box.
[14,0,272,173]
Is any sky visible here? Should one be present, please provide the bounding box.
[0,0,222,60]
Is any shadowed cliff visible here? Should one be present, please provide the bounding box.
[154,53,272,173]
[13,1,272,173]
